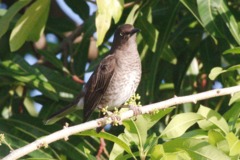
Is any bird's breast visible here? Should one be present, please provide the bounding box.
[99,53,141,110]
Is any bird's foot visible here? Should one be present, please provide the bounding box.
[129,105,142,121]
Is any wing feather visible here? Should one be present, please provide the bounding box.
[83,55,116,121]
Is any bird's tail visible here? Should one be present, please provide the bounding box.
[44,104,78,125]
[44,96,84,125]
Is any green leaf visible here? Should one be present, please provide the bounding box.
[229,92,240,106]
[209,65,240,80]
[121,108,173,149]
[180,0,203,26]
[196,0,240,44]
[223,102,240,131]
[1,131,53,159]
[0,116,87,159]
[108,108,171,160]
[35,65,81,100]
[197,105,229,135]
[95,0,123,46]
[79,130,136,159]
[208,130,229,154]
[83,147,97,160]
[24,95,38,117]
[208,67,225,80]
[161,46,177,65]
[0,0,31,38]
[37,49,68,73]
[125,4,140,24]
[208,130,225,145]
[197,0,224,37]
[226,132,240,156]
[161,112,203,138]
[181,129,208,139]
[225,64,240,72]
[223,47,240,55]
[163,152,191,160]
[150,144,164,160]
[109,0,124,23]
[217,0,240,45]
[0,55,58,100]
[73,14,96,75]
[136,16,159,52]
[163,138,230,160]
[149,2,180,102]
[10,0,50,51]
[144,133,159,156]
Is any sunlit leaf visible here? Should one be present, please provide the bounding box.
[163,138,230,160]
[197,105,229,135]
[150,144,164,160]
[125,4,140,24]
[223,47,240,55]
[209,67,225,80]
[208,130,225,146]
[0,0,31,38]
[95,0,123,46]
[229,92,240,106]
[10,0,50,51]
[226,132,240,156]
[209,65,240,80]
[161,113,203,138]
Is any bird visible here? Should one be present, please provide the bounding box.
[45,24,142,128]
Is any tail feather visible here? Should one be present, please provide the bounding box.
[44,104,77,125]
[44,94,84,125]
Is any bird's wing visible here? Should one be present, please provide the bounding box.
[83,55,116,121]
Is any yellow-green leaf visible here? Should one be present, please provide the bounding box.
[96,0,123,46]
[10,0,50,51]
[0,0,31,38]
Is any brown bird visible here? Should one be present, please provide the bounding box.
[45,24,141,126]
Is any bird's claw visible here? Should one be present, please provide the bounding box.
[129,105,141,121]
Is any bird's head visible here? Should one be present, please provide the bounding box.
[112,24,140,48]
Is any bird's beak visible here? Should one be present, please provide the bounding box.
[130,28,141,36]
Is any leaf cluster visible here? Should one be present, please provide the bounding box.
[0,0,240,159]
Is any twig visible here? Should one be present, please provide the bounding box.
[2,85,240,160]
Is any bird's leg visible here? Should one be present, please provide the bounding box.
[129,104,142,116]
[129,105,142,121]
[123,93,142,120]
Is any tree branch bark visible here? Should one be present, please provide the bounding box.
[3,85,240,160]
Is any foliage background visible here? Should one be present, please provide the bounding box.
[0,0,240,159]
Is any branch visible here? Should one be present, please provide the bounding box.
[3,85,240,160]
